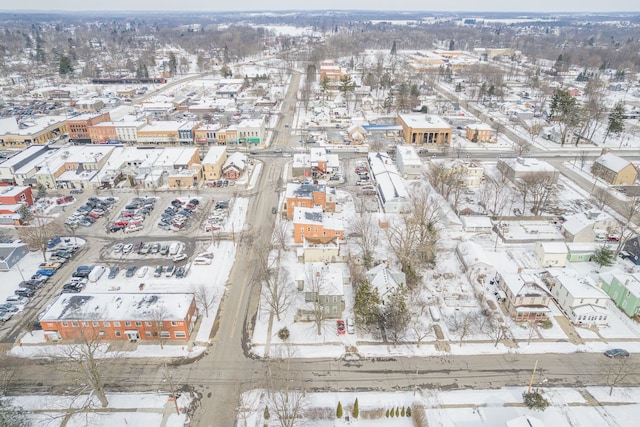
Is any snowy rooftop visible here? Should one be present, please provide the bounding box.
[457,241,493,268]
[396,145,422,164]
[0,115,67,136]
[67,112,107,122]
[538,241,568,254]
[302,263,344,296]
[138,120,197,132]
[594,152,632,173]
[202,146,226,164]
[501,273,550,298]
[285,183,325,199]
[140,147,197,169]
[600,272,640,297]
[366,263,406,299]
[102,147,160,172]
[40,293,194,322]
[0,145,50,169]
[500,157,557,173]
[548,269,608,300]
[398,113,451,129]
[293,206,324,225]
[466,123,493,131]
[0,185,29,197]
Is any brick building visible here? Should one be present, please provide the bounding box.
[285,183,337,220]
[39,293,198,342]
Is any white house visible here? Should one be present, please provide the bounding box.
[546,269,610,326]
[456,241,494,283]
[535,241,568,268]
[460,216,493,233]
[368,152,411,213]
[395,145,422,179]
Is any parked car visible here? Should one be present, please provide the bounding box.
[122,243,134,253]
[6,295,29,305]
[15,288,36,297]
[0,303,19,313]
[165,264,175,277]
[125,265,138,277]
[113,243,124,253]
[160,244,170,255]
[175,266,186,278]
[604,349,629,358]
[137,266,149,278]
[336,319,346,335]
[139,243,151,254]
[151,243,161,254]
[0,311,14,322]
[172,253,188,262]
[70,189,83,194]
[153,265,163,277]
[108,267,120,279]
[346,317,355,334]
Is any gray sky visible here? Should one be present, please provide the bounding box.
[1,1,639,13]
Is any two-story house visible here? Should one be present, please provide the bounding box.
[295,263,346,321]
[285,183,337,220]
[598,272,640,318]
[591,152,638,186]
[292,206,344,244]
[545,269,609,326]
[499,272,553,322]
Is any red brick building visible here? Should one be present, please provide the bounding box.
[66,112,111,144]
[284,183,337,220]
[0,185,33,206]
[40,293,198,342]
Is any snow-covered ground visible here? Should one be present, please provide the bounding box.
[239,386,640,427]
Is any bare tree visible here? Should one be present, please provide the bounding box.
[261,267,294,322]
[193,284,217,318]
[271,219,290,257]
[409,313,433,347]
[516,174,556,216]
[446,310,481,347]
[602,357,637,396]
[479,176,510,215]
[17,215,64,261]
[591,187,614,210]
[427,162,467,213]
[265,347,307,427]
[614,196,640,256]
[54,329,113,408]
[305,265,329,336]
[150,305,170,350]
[349,212,379,269]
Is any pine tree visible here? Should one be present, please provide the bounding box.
[603,101,625,143]
[336,401,343,418]
[352,398,359,418]
[59,55,73,75]
[472,129,479,143]
[390,407,395,417]
[385,409,390,417]
[396,407,400,417]
[401,407,406,416]
[354,280,381,331]
[593,245,615,267]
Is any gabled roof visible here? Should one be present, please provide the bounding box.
[594,152,633,173]
[366,263,405,300]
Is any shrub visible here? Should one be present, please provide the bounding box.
[522,391,550,411]
[352,398,359,418]
[277,327,290,340]
[406,406,412,417]
[263,406,270,420]
[336,401,343,418]
[401,407,406,416]
[540,319,553,329]
[385,409,390,417]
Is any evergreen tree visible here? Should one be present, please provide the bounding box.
[385,409,390,417]
[354,280,381,332]
[472,129,479,143]
[59,55,73,75]
[168,52,178,76]
[379,286,410,344]
[395,407,400,417]
[352,398,359,418]
[36,183,47,199]
[603,101,625,143]
[593,245,615,267]
[17,204,33,224]
[336,401,343,418]
[401,407,406,416]
[390,40,397,56]
[390,407,395,417]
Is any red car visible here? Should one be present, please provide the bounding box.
[336,319,346,335]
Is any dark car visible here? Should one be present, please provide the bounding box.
[109,225,125,233]
[133,241,144,253]
[604,349,630,358]
[175,266,185,278]
[63,282,84,292]
[15,288,36,297]
[20,279,45,289]
[125,266,138,278]
[108,267,120,279]
[72,270,90,279]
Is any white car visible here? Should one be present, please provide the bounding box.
[346,317,355,334]
[172,253,188,262]
[122,244,134,253]
[113,243,124,253]
[137,266,149,278]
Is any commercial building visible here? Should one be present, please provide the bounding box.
[397,114,452,146]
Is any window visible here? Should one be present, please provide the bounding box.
[103,321,110,327]
[175,332,186,339]
[113,322,121,327]
[98,331,105,336]
[135,321,142,327]
[62,322,68,327]
[146,321,152,327]
[160,331,171,339]
[92,322,99,327]
[72,321,79,327]
[125,322,131,327]
[171,321,178,326]
[115,331,121,337]
[157,321,163,327]
[145,331,151,336]
[82,322,88,327]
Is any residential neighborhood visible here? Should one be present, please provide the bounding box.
[0,6,640,427]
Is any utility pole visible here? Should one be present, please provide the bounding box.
[527,359,538,394]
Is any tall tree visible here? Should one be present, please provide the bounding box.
[550,89,581,146]
[603,101,625,143]
[379,286,410,345]
[17,215,63,261]
[353,280,381,332]
[59,54,73,75]
[338,74,356,111]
